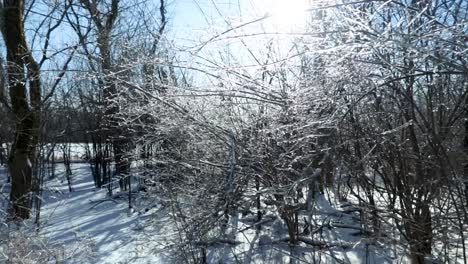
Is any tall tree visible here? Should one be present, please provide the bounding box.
[78,0,129,194]
[1,0,41,219]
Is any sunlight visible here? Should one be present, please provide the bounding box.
[267,0,310,30]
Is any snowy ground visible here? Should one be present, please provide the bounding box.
[1,162,466,263]
[1,163,169,264]
[204,195,397,264]
[0,163,388,263]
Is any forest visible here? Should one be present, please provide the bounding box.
[0,0,467,263]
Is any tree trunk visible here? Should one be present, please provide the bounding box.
[2,0,40,220]
[464,90,468,210]
[82,0,131,192]
[407,202,432,264]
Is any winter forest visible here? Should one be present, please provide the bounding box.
[0,0,467,263]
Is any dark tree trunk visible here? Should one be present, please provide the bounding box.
[406,202,432,264]
[464,91,468,210]
[2,0,41,220]
[80,0,131,192]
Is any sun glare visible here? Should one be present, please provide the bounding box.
[268,0,310,30]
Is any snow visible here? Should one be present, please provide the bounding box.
[1,163,165,263]
[1,161,467,263]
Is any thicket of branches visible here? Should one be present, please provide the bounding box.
[0,0,467,263]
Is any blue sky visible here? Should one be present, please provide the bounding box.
[0,0,312,85]
[169,0,310,45]
[170,0,257,44]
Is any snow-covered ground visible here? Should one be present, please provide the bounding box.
[1,163,169,263]
[0,163,385,263]
[1,162,467,263]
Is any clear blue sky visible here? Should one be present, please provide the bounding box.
[169,0,257,44]
[168,0,310,45]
